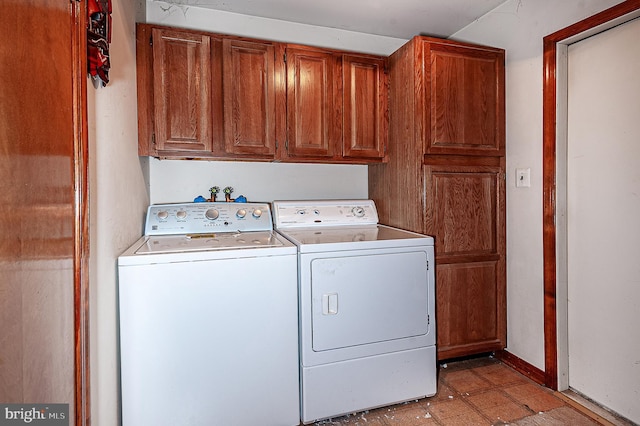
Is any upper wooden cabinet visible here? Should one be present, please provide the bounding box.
[146,27,214,154]
[222,39,278,158]
[424,39,505,156]
[342,54,387,160]
[136,24,387,163]
[283,47,388,162]
[285,46,342,160]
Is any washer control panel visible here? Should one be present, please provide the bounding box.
[144,202,272,235]
[272,200,378,228]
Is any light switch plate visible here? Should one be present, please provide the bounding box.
[516,168,531,187]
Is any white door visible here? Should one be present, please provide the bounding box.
[567,17,640,423]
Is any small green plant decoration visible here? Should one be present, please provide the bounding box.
[209,186,220,202]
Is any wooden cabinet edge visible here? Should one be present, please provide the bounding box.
[136,23,156,156]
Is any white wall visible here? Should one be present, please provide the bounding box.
[451,0,625,370]
[88,1,148,426]
[145,0,407,205]
[149,159,368,204]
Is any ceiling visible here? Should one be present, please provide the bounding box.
[161,0,508,39]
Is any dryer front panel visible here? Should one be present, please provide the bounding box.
[299,246,435,366]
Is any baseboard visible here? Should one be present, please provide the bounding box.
[495,349,546,386]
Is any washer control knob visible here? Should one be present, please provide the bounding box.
[252,208,263,218]
[157,211,169,220]
[236,209,247,218]
[205,209,219,220]
[176,210,187,220]
[352,206,365,217]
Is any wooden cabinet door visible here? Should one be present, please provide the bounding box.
[285,47,341,159]
[424,156,506,359]
[152,28,212,153]
[343,55,387,160]
[424,41,505,156]
[222,39,277,158]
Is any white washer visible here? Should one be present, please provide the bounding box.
[118,202,299,426]
[273,200,437,424]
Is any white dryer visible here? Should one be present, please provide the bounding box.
[273,200,437,424]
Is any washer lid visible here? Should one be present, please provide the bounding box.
[135,231,287,254]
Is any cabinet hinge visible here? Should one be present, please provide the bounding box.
[285,140,289,151]
[151,133,156,146]
[275,140,278,150]
[283,53,287,63]
[426,259,430,270]
[427,314,430,325]
[149,35,153,46]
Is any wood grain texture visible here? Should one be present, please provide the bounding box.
[136,24,155,156]
[223,39,277,157]
[542,0,640,391]
[369,36,506,360]
[0,0,89,424]
[285,46,341,159]
[424,40,505,156]
[153,28,212,152]
[436,262,502,358]
[369,39,425,233]
[136,24,387,164]
[342,54,388,160]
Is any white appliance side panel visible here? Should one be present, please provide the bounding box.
[118,255,299,426]
[301,346,437,424]
[311,251,429,351]
[299,246,435,366]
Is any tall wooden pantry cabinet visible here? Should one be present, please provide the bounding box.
[369,36,506,361]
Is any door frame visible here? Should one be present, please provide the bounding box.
[542,0,640,390]
[72,1,91,424]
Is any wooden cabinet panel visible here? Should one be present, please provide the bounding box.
[436,262,504,358]
[369,36,506,361]
[223,39,277,157]
[286,47,341,159]
[343,55,387,160]
[426,164,500,259]
[425,159,506,359]
[425,41,505,156]
[152,28,212,153]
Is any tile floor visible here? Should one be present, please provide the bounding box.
[309,356,615,426]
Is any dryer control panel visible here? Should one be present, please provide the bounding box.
[273,200,379,228]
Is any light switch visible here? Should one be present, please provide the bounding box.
[516,168,531,188]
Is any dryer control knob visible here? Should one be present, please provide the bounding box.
[236,209,247,218]
[157,211,169,220]
[352,206,365,217]
[205,209,219,220]
[176,210,187,220]
[252,208,263,218]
